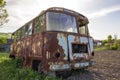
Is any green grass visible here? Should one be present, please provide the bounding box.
[117,46,120,50]
[0,53,61,80]
[94,46,108,51]
[94,46,120,51]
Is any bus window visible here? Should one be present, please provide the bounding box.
[40,15,44,31]
[15,32,18,42]
[21,27,25,39]
[11,33,15,42]
[46,12,77,33]
[34,15,44,34]
[79,25,86,35]
[79,25,89,36]
[14,31,17,42]
[17,30,21,40]
[11,34,14,41]
[25,23,32,36]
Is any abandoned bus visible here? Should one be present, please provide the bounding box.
[10,7,94,74]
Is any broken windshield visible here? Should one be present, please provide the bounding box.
[46,12,77,33]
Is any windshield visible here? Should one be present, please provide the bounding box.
[46,12,77,33]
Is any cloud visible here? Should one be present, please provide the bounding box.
[87,5,120,19]
[1,0,81,33]
[0,0,119,34]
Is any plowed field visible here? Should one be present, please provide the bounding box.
[66,50,120,80]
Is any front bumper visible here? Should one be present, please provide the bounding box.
[49,61,95,71]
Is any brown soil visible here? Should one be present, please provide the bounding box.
[65,50,120,80]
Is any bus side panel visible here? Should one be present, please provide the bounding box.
[32,33,43,58]
[14,41,24,57]
[10,42,17,57]
[22,36,33,66]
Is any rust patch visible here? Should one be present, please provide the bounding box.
[44,32,65,61]
[32,33,43,56]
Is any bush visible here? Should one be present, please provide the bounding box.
[0,53,61,80]
[0,36,7,44]
[110,45,118,50]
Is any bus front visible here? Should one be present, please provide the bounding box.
[43,8,94,72]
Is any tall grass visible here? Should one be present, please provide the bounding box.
[0,53,61,80]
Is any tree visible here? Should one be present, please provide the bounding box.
[110,35,118,50]
[0,35,7,44]
[0,0,8,26]
[107,35,112,43]
[102,39,108,46]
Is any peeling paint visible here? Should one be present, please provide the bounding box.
[68,35,75,60]
[89,38,94,53]
[57,33,68,60]
[80,37,88,43]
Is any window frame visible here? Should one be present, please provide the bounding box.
[46,11,78,33]
[33,15,45,34]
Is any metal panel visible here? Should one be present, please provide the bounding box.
[89,38,94,53]
[57,33,68,60]
[68,35,75,60]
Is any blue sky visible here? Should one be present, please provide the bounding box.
[0,0,120,40]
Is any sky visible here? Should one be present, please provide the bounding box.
[0,0,120,40]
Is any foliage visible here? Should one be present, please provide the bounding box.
[117,46,120,50]
[0,33,11,44]
[110,45,117,50]
[0,33,11,39]
[110,36,119,50]
[102,40,108,46]
[0,53,61,80]
[0,35,7,44]
[107,35,112,43]
[96,34,120,51]
[0,0,8,26]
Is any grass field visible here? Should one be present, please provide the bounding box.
[0,53,61,80]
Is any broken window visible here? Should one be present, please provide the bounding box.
[34,15,44,34]
[46,12,77,33]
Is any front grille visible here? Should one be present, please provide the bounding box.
[72,44,88,53]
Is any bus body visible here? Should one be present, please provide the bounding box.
[10,7,94,74]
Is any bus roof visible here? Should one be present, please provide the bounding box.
[46,7,89,23]
[12,7,89,34]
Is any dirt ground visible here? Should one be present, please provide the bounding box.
[65,50,120,80]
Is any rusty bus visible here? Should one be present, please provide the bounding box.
[10,7,95,75]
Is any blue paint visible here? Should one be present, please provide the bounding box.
[68,35,75,60]
[57,34,68,60]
